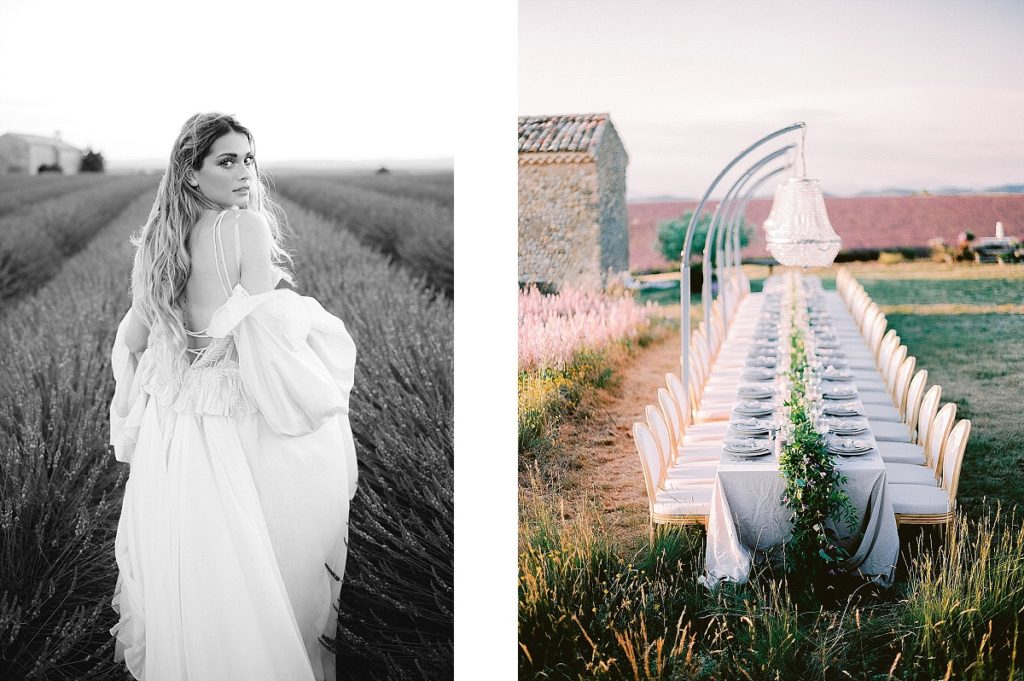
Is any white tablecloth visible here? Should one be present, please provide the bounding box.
[703,287,900,587]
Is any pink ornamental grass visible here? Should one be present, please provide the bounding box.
[518,285,657,371]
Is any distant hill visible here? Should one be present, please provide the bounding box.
[629,194,1024,271]
[857,185,1024,197]
[986,184,1024,194]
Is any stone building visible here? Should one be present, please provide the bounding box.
[0,132,83,174]
[518,113,629,291]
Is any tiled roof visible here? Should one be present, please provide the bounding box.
[518,114,609,156]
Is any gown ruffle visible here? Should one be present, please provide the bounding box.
[109,284,357,681]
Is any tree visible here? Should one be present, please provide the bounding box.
[80,148,105,172]
[657,210,751,265]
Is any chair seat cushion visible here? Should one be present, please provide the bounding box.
[695,407,731,422]
[685,422,730,435]
[703,388,740,400]
[654,487,712,516]
[659,464,716,485]
[699,397,736,409]
[877,441,926,465]
[863,402,901,422]
[885,462,939,486]
[675,443,722,463]
[871,420,912,443]
[856,382,888,392]
[683,434,726,446]
[889,484,950,515]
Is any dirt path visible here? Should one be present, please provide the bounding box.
[555,306,684,545]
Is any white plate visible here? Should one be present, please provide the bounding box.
[728,449,772,458]
[828,446,871,456]
[823,389,857,400]
[824,401,862,416]
[724,444,772,457]
[830,427,868,436]
[738,386,774,399]
[827,438,871,454]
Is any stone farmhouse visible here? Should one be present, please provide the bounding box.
[518,113,629,291]
[0,132,83,174]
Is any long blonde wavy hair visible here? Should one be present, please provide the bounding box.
[129,113,295,355]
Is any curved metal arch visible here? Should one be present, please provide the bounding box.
[678,121,805,418]
[719,163,793,318]
[702,144,795,338]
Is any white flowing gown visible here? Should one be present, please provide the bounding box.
[108,210,358,681]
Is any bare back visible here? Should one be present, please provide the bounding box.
[183,209,241,351]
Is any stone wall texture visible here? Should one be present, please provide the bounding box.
[518,122,629,291]
[596,124,629,279]
[518,159,602,290]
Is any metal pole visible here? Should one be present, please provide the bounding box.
[679,122,806,419]
[723,163,792,308]
[703,144,795,341]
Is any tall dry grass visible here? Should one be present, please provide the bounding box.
[519,483,1024,680]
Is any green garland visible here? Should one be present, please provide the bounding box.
[778,304,858,580]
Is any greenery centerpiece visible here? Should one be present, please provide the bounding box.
[777,275,858,581]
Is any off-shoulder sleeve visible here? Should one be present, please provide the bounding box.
[110,309,149,464]
[207,288,357,439]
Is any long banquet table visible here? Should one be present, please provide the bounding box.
[701,274,900,588]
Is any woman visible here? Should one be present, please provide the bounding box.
[108,112,358,680]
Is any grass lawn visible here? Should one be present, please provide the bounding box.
[862,278,1024,306]
[885,313,1024,516]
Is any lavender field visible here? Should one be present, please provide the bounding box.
[0,171,453,680]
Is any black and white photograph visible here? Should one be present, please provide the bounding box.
[0,1,455,679]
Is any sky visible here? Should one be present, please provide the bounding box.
[519,0,1024,198]
[0,0,459,167]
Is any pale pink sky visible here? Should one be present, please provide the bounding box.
[520,0,1024,198]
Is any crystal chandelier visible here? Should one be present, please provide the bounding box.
[761,181,787,244]
[764,167,841,267]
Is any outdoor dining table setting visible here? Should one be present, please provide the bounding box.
[698,273,900,588]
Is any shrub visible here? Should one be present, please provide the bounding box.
[80,149,105,173]
[657,210,751,265]
[517,286,662,457]
[878,250,906,265]
[518,285,657,372]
